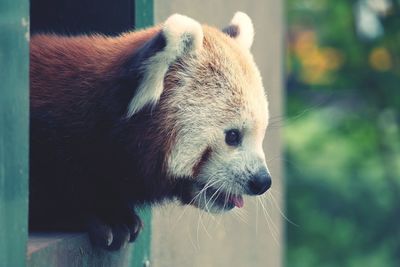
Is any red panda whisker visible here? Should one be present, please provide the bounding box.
[258,197,280,246]
[205,182,226,212]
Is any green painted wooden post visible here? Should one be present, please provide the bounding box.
[134,0,154,30]
[130,2,154,265]
[131,209,152,266]
[0,0,29,266]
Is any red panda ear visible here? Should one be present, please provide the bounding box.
[126,14,203,118]
[222,12,254,50]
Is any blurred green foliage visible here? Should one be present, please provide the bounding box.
[285,0,400,266]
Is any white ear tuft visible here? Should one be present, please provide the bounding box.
[228,11,254,49]
[163,14,204,54]
[127,14,203,117]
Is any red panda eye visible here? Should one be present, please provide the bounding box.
[225,129,241,146]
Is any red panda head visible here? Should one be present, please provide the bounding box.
[125,12,271,212]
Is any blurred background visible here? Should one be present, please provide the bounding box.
[285,0,400,266]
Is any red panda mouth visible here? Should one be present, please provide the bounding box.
[195,183,245,211]
[229,195,244,208]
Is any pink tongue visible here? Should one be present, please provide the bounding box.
[230,195,244,208]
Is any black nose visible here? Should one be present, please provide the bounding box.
[248,169,272,195]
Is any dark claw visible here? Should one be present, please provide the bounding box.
[108,224,130,250]
[127,212,143,242]
[88,218,114,248]
[88,208,143,250]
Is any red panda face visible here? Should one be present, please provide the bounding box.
[124,13,271,212]
[159,14,271,212]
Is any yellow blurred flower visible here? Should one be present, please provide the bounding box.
[369,47,392,71]
[294,31,317,58]
[292,31,344,85]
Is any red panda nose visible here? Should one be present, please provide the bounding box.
[247,168,272,195]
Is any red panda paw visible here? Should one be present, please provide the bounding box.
[87,211,143,250]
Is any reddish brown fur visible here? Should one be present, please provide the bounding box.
[29,26,185,240]
[31,26,160,110]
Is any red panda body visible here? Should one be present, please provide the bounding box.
[30,27,191,247]
[30,13,272,250]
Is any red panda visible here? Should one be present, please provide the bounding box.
[30,12,272,250]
